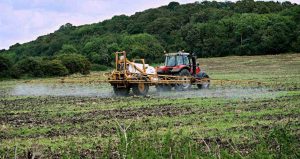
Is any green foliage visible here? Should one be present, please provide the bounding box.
[82,37,111,65]
[91,64,108,71]
[267,126,300,158]
[12,57,44,78]
[56,44,78,55]
[292,35,300,52]
[167,1,180,10]
[113,125,299,159]
[121,33,164,63]
[251,126,300,159]
[58,54,91,75]
[0,55,12,78]
[183,13,296,57]
[58,23,75,32]
[42,60,69,76]
[190,8,233,23]
[184,22,228,57]
[7,56,89,78]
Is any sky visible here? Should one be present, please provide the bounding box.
[0,0,299,50]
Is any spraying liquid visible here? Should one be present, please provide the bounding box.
[6,83,279,99]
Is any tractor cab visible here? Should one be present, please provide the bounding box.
[157,51,200,76]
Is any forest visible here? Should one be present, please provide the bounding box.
[1,0,300,78]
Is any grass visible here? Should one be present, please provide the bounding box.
[200,54,300,89]
[0,54,299,158]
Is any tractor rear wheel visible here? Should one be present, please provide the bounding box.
[132,83,149,96]
[113,85,130,96]
[197,72,210,89]
[175,69,191,91]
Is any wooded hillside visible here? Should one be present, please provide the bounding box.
[1,0,299,78]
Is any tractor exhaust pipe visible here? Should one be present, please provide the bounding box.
[190,53,197,75]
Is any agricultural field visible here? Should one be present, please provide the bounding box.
[0,54,299,158]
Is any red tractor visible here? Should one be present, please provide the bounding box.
[156,51,210,91]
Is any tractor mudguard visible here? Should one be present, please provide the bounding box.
[196,72,209,79]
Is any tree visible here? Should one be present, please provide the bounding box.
[190,8,233,23]
[42,60,69,76]
[121,34,164,63]
[12,57,44,77]
[145,17,177,46]
[234,0,256,13]
[103,15,130,33]
[292,26,300,52]
[167,2,180,10]
[0,56,12,77]
[260,22,291,53]
[280,6,300,23]
[58,23,75,32]
[82,38,111,65]
[58,54,91,75]
[292,36,300,52]
[127,22,144,34]
[145,17,176,35]
[0,49,5,53]
[56,44,78,55]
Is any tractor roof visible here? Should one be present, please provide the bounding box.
[165,51,190,56]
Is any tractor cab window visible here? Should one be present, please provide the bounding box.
[165,56,176,66]
[183,55,190,65]
[176,56,184,65]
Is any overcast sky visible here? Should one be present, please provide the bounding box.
[0,0,299,49]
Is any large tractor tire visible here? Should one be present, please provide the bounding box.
[132,83,149,96]
[113,85,130,96]
[196,72,210,89]
[175,69,192,91]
